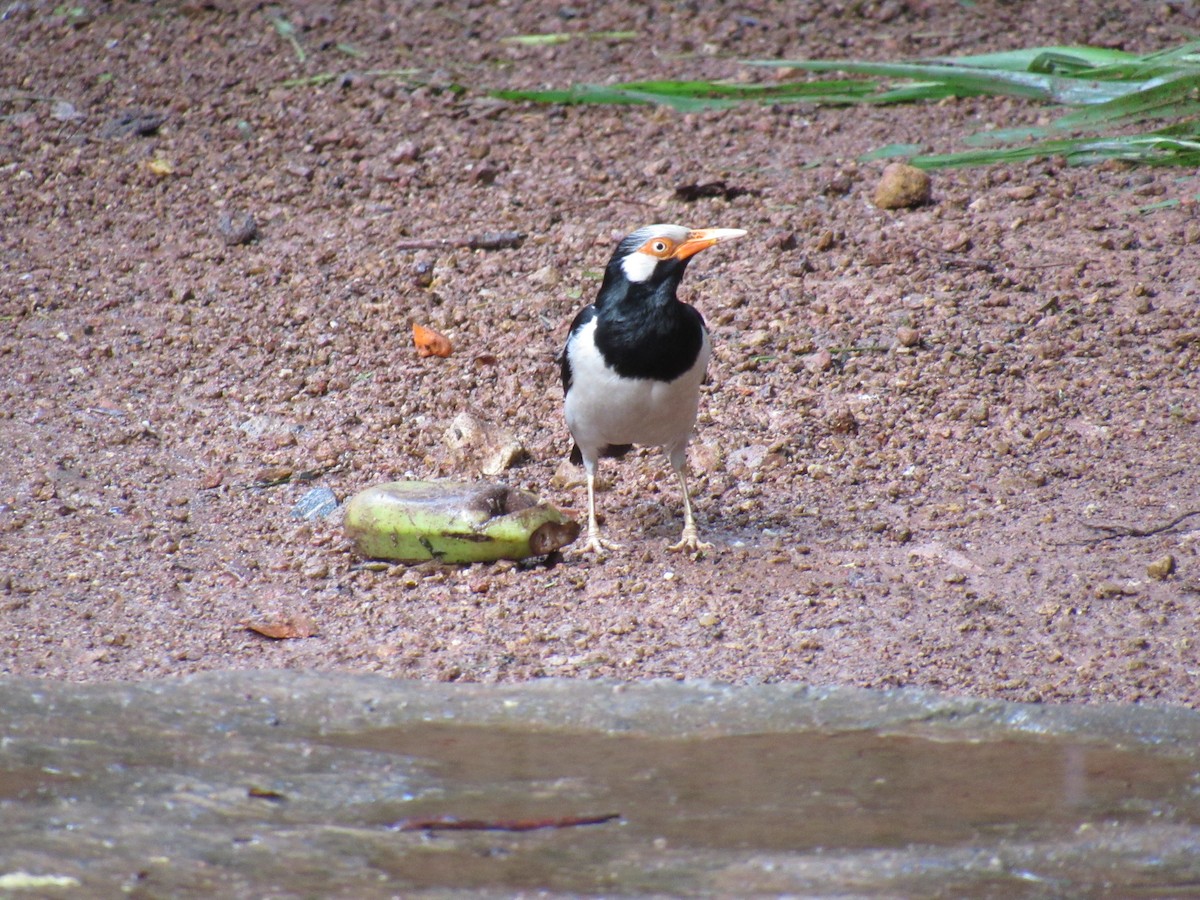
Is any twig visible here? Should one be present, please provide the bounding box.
[577,195,657,208]
[389,813,619,832]
[1083,509,1200,543]
[912,242,1081,272]
[393,231,525,252]
[1008,260,1080,270]
[0,90,68,104]
[830,344,889,354]
[245,462,343,490]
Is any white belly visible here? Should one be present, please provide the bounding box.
[564,317,710,454]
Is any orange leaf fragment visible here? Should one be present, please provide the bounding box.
[241,615,319,640]
[247,786,287,801]
[413,323,452,358]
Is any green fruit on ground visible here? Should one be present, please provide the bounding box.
[344,480,580,563]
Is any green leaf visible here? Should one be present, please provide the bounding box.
[903,130,1200,169]
[748,59,1138,105]
[860,143,925,161]
[1054,73,1200,128]
[491,39,1200,169]
[929,46,1139,73]
[502,30,637,46]
[493,77,880,110]
[503,32,573,46]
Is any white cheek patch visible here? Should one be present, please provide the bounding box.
[620,250,659,284]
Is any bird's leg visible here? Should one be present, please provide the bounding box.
[581,465,622,555]
[666,451,713,554]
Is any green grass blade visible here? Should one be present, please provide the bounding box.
[268,14,307,64]
[501,30,637,46]
[492,77,881,109]
[1055,73,1200,128]
[926,46,1140,73]
[906,130,1200,169]
[860,142,925,161]
[749,59,1138,104]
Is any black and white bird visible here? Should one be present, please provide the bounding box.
[559,224,746,555]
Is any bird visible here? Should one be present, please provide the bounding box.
[559,223,746,555]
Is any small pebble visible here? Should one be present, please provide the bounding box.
[388,140,421,163]
[1005,185,1038,200]
[1147,554,1176,580]
[873,163,931,209]
[530,264,561,286]
[291,487,339,521]
[217,211,259,246]
[803,348,833,373]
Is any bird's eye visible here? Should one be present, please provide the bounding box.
[652,241,668,253]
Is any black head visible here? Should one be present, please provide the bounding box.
[595,224,746,310]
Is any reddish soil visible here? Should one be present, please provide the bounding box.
[3,1,1198,705]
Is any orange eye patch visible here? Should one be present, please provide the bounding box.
[636,237,677,258]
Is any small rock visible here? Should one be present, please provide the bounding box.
[388,139,421,163]
[690,441,722,475]
[766,230,798,251]
[51,100,83,122]
[873,163,931,209]
[99,110,165,139]
[530,264,561,287]
[697,612,719,627]
[741,329,770,349]
[551,458,586,490]
[472,165,499,185]
[941,232,971,253]
[823,170,854,195]
[291,486,339,521]
[301,560,330,579]
[826,408,858,434]
[239,414,301,441]
[728,444,768,470]
[445,411,526,476]
[1005,185,1038,200]
[803,348,833,373]
[1147,553,1176,580]
[217,211,259,246]
[285,162,314,181]
[642,157,671,178]
[895,326,920,348]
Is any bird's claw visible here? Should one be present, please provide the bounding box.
[580,532,623,557]
[668,531,713,554]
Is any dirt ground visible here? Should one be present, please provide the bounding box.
[2,1,1198,706]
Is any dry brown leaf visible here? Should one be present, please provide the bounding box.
[241,615,319,640]
[413,323,452,358]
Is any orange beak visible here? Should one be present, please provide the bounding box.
[673,227,748,261]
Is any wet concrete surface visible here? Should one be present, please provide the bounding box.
[2,673,1199,897]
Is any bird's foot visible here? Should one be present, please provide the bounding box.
[668,529,713,555]
[580,531,623,557]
